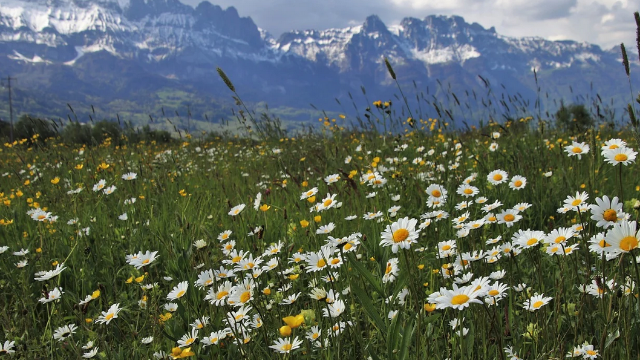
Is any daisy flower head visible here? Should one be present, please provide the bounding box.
[92,179,106,192]
[269,337,303,354]
[512,202,532,212]
[564,141,590,159]
[53,324,78,342]
[489,142,499,152]
[513,229,546,249]
[167,281,189,301]
[177,328,199,348]
[324,174,340,185]
[602,138,627,151]
[603,146,637,166]
[425,184,447,201]
[509,175,526,190]
[435,284,483,310]
[604,220,639,253]
[590,195,624,229]
[129,250,159,269]
[305,245,335,273]
[30,208,52,222]
[363,211,383,220]
[300,187,318,200]
[228,204,246,216]
[316,222,335,235]
[39,287,64,303]
[380,217,420,253]
[382,258,399,283]
[543,227,575,245]
[122,172,137,180]
[0,340,15,354]
[496,209,522,227]
[317,193,338,212]
[487,170,508,185]
[456,184,479,198]
[581,344,599,359]
[34,263,67,281]
[523,293,552,312]
[96,303,122,325]
[563,191,589,211]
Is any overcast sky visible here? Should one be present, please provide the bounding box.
[182,0,640,50]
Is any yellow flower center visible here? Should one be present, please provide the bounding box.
[614,154,628,162]
[526,238,538,246]
[317,259,326,268]
[598,239,610,248]
[609,144,619,149]
[488,216,497,222]
[105,313,114,320]
[503,214,515,222]
[323,199,333,207]
[392,228,410,243]
[463,188,473,194]
[217,291,228,300]
[571,199,582,206]
[603,209,617,222]
[493,174,503,181]
[533,300,544,308]
[488,290,499,296]
[442,245,451,251]
[385,263,393,274]
[555,236,566,244]
[232,256,241,263]
[331,258,340,265]
[431,190,441,197]
[619,236,639,252]
[451,294,469,305]
[281,344,293,351]
[572,147,582,153]
[514,180,523,187]
[240,291,251,303]
[176,290,185,298]
[142,259,150,264]
[344,243,352,251]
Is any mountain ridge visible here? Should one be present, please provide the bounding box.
[0,0,636,128]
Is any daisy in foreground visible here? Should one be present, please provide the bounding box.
[53,324,78,341]
[523,293,552,312]
[168,281,189,300]
[379,217,420,253]
[564,141,590,159]
[433,284,484,310]
[96,303,122,325]
[228,204,246,216]
[604,220,639,254]
[270,337,303,353]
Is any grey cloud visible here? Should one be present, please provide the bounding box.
[179,0,640,49]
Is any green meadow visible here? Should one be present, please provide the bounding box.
[1,40,640,360]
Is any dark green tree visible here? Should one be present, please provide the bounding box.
[555,103,594,133]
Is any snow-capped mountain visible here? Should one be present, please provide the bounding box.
[0,0,634,123]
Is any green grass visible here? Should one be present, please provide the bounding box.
[0,113,639,359]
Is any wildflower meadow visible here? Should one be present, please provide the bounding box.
[2,25,640,360]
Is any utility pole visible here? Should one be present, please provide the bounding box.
[4,76,16,142]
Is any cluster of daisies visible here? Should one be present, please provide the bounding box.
[1,133,639,359]
[564,138,638,165]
